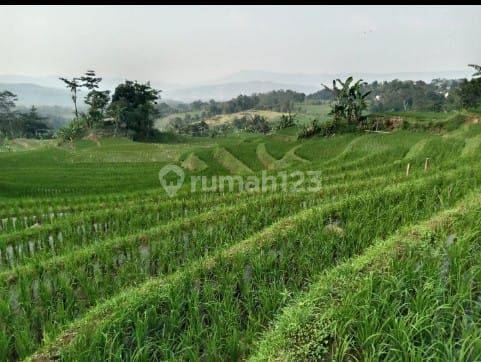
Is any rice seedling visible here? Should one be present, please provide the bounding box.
[250,192,481,361]
[1,120,480,361]
[30,164,481,360]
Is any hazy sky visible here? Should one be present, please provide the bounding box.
[1,5,480,85]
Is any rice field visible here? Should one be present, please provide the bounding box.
[2,116,481,360]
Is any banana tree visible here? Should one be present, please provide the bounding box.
[324,77,371,126]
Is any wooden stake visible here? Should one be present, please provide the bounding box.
[424,158,429,172]
[406,163,411,176]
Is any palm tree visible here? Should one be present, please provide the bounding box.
[468,64,481,78]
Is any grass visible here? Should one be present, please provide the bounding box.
[213,147,254,175]
[181,153,208,171]
[0,110,480,360]
[462,134,481,158]
[251,191,481,361]
[31,165,481,360]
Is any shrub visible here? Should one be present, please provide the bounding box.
[276,113,297,130]
[245,114,271,134]
[56,117,87,144]
[297,118,353,139]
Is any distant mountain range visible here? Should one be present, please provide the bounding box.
[210,70,473,87]
[0,82,78,108]
[164,81,319,102]
[0,69,473,106]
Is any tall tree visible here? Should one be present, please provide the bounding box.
[19,106,51,138]
[0,91,17,116]
[80,70,102,90]
[59,77,81,118]
[0,91,18,137]
[80,70,110,128]
[84,90,110,128]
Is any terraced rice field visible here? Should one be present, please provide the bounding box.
[2,120,481,360]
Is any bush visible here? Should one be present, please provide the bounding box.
[245,114,271,134]
[276,113,297,130]
[177,120,210,137]
[297,118,353,139]
[57,117,87,144]
[133,129,184,143]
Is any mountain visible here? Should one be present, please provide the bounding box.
[0,81,185,108]
[163,81,318,102]
[163,69,473,102]
[0,69,473,106]
[213,70,473,86]
[0,83,79,107]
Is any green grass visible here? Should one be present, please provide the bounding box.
[294,102,332,125]
[1,111,481,360]
[31,165,481,360]
[251,191,481,361]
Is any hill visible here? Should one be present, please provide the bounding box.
[0,82,78,107]
[212,69,473,87]
[164,81,318,102]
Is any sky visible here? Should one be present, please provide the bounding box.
[1,5,480,86]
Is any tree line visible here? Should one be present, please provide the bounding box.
[161,89,305,119]
[1,64,480,142]
[0,91,52,139]
[299,64,481,139]
[306,66,481,113]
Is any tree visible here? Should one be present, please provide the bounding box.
[85,89,110,128]
[19,106,51,138]
[276,112,296,130]
[191,100,205,111]
[232,116,247,131]
[109,81,161,138]
[107,99,127,136]
[79,70,110,128]
[0,91,18,137]
[0,95,51,139]
[245,114,271,134]
[207,99,220,116]
[469,64,481,78]
[59,77,81,118]
[179,120,209,136]
[80,70,102,90]
[452,64,481,109]
[365,79,457,112]
[325,77,371,126]
[456,78,481,108]
[306,88,334,102]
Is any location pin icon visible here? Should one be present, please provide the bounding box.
[159,165,185,197]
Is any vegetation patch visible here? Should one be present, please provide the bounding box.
[461,134,481,158]
[213,147,254,174]
[181,152,208,172]
[256,143,277,169]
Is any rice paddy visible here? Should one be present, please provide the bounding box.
[2,114,481,360]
